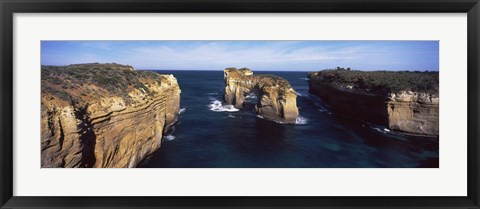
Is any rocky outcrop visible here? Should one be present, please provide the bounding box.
[41,63,181,168]
[308,70,439,136]
[224,68,299,124]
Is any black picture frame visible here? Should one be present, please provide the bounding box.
[1,0,479,208]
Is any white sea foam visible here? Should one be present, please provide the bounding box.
[208,100,239,112]
[297,91,309,97]
[178,108,186,114]
[164,135,175,141]
[299,78,309,80]
[371,125,391,134]
[295,115,308,125]
[256,114,307,125]
[317,108,332,115]
[297,90,310,97]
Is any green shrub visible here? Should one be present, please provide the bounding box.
[309,68,439,95]
[41,63,160,103]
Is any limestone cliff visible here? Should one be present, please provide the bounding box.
[224,68,299,124]
[41,63,181,168]
[308,70,439,137]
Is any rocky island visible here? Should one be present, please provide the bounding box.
[41,63,181,168]
[308,69,439,137]
[224,68,299,124]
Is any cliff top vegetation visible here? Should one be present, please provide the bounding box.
[224,68,293,90]
[308,68,439,96]
[41,63,165,104]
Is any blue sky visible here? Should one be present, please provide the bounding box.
[41,41,439,71]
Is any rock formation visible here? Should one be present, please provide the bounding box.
[224,68,299,124]
[41,63,181,168]
[308,70,439,137]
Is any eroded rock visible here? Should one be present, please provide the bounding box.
[224,68,299,124]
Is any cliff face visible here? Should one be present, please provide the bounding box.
[308,70,439,136]
[41,63,181,168]
[224,68,299,124]
[386,91,439,136]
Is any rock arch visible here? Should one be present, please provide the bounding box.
[224,68,299,124]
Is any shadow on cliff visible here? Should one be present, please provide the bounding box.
[74,105,97,168]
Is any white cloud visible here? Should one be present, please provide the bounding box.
[121,41,359,70]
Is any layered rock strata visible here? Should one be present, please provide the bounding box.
[308,70,439,136]
[41,63,181,168]
[224,68,299,124]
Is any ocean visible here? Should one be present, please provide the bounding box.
[139,70,439,168]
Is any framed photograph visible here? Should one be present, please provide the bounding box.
[1,0,479,208]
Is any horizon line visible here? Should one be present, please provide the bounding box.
[40,64,439,72]
[139,68,439,72]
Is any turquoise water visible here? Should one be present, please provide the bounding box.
[139,70,439,168]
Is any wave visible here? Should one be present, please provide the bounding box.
[208,100,239,112]
[296,91,309,97]
[179,108,186,114]
[256,114,286,124]
[245,94,257,99]
[371,125,391,134]
[164,134,175,141]
[299,78,309,80]
[310,96,332,114]
[295,115,308,125]
[244,93,258,103]
[256,114,308,125]
[317,108,332,115]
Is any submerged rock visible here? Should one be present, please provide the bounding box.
[224,68,299,124]
[308,69,439,137]
[41,63,181,168]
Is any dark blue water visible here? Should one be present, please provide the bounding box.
[139,70,439,168]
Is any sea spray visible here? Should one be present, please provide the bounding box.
[164,134,175,141]
[179,108,186,114]
[208,100,239,112]
[295,115,308,125]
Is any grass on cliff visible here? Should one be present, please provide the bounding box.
[309,68,439,95]
[41,63,162,104]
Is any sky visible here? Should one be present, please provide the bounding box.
[41,41,439,71]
